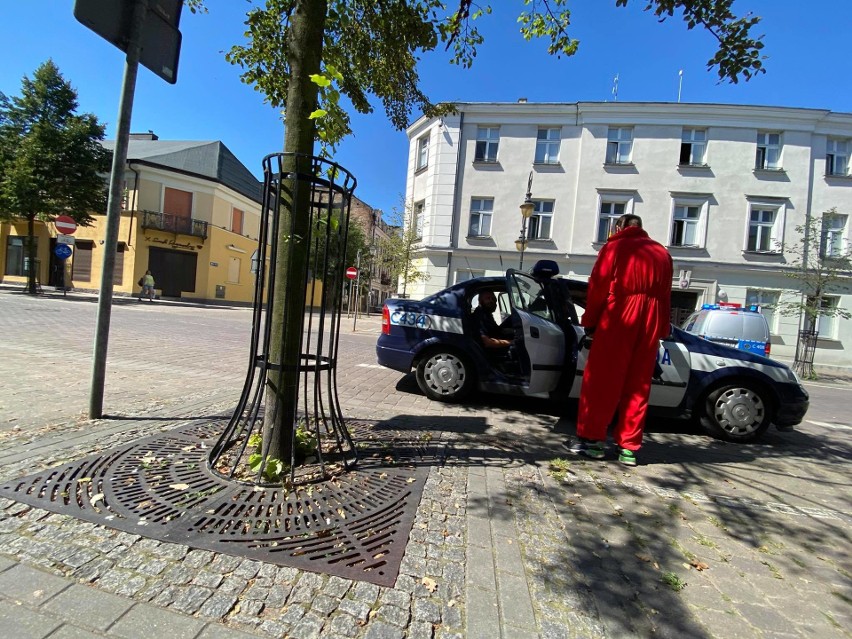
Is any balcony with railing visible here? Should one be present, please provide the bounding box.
[140,210,208,239]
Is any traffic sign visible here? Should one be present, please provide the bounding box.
[54,244,73,260]
[55,216,78,235]
[345,266,358,280]
[57,234,76,245]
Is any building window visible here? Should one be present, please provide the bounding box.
[821,213,847,258]
[413,200,425,240]
[475,127,499,162]
[755,132,782,170]
[416,134,429,171]
[826,138,849,176]
[468,198,493,237]
[811,295,840,339]
[605,127,633,164]
[680,128,707,166]
[535,128,561,164]
[746,206,780,252]
[597,199,627,242]
[746,289,779,334]
[455,269,485,283]
[529,201,554,240]
[4,236,37,276]
[669,200,707,247]
[231,208,244,234]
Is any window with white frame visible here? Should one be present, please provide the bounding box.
[811,295,840,339]
[605,127,633,164]
[826,138,849,176]
[597,198,628,242]
[821,213,847,258]
[535,128,561,164]
[755,131,782,170]
[746,205,781,252]
[680,128,707,166]
[413,200,425,240]
[745,289,778,333]
[670,200,705,247]
[475,127,499,162]
[468,198,493,237]
[416,134,429,171]
[528,200,554,240]
[455,269,485,283]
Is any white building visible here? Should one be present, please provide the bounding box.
[405,101,852,370]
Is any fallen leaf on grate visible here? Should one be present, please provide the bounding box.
[690,560,710,571]
[169,483,190,490]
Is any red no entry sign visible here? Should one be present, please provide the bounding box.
[345,266,358,280]
[54,215,77,235]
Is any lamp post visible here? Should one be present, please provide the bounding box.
[515,171,535,270]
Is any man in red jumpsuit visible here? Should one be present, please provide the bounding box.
[574,214,673,465]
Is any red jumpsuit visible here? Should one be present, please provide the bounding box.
[577,226,673,451]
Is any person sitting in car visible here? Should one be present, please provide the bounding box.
[472,290,513,349]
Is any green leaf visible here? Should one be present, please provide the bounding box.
[308,109,328,119]
[309,74,331,87]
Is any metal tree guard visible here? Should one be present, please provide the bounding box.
[209,153,358,485]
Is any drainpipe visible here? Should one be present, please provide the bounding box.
[127,163,140,247]
[445,110,465,288]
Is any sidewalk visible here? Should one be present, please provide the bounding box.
[0,290,849,638]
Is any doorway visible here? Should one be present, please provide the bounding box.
[148,247,198,298]
[670,290,699,327]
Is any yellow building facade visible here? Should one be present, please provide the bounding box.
[1,135,267,304]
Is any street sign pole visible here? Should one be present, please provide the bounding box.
[89,0,148,419]
[352,250,361,332]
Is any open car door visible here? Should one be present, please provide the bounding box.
[505,270,566,394]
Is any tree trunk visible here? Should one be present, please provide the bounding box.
[264,0,327,465]
[26,214,38,295]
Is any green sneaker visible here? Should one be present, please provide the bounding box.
[579,441,606,460]
[618,449,637,466]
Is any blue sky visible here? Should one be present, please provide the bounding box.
[1,1,850,219]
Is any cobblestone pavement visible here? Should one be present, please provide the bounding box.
[0,288,850,638]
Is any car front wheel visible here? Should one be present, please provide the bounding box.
[700,383,773,442]
[416,349,474,402]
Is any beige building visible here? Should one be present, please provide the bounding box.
[1,133,264,303]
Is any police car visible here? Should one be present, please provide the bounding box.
[682,304,772,357]
[376,261,809,443]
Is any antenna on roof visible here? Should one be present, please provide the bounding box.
[677,69,683,103]
[612,73,619,102]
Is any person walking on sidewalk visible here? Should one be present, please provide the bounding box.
[572,214,672,466]
[138,270,156,302]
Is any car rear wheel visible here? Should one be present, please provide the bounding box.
[700,383,773,442]
[416,349,474,402]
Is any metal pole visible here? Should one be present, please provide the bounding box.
[89,0,148,419]
[352,249,361,331]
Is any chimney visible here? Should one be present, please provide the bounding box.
[518,97,528,103]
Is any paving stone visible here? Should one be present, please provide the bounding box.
[363,620,404,639]
[162,565,195,586]
[406,621,435,639]
[184,549,216,569]
[257,619,290,637]
[199,591,240,619]
[136,558,169,576]
[377,603,409,627]
[42,583,134,631]
[239,599,264,616]
[171,585,214,615]
[47,626,104,639]
[326,613,359,637]
[379,588,410,609]
[279,603,307,624]
[264,584,291,608]
[0,562,70,604]
[337,597,371,621]
[286,611,325,639]
[0,599,61,639]
[196,625,264,639]
[209,554,242,574]
[413,598,442,624]
[310,593,339,615]
[352,580,380,605]
[109,602,208,639]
